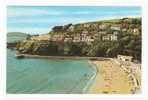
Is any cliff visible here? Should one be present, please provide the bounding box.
[15,17,142,60]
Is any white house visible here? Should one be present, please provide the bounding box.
[64,37,73,42]
[110,34,118,41]
[113,31,119,35]
[117,55,133,62]
[110,25,121,31]
[73,36,81,42]
[102,35,110,41]
[99,31,107,35]
[68,25,74,32]
[82,30,88,34]
[133,28,139,33]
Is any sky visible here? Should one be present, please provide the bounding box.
[7,6,141,34]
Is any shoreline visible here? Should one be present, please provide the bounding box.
[88,59,141,94]
[15,53,141,94]
[15,53,110,60]
[82,61,98,93]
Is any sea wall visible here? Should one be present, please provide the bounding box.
[15,53,110,60]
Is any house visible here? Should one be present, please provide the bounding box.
[131,28,140,35]
[73,35,81,42]
[99,31,107,35]
[94,34,102,40]
[81,33,87,37]
[67,25,74,32]
[84,24,90,28]
[85,36,94,44]
[57,34,64,41]
[117,55,133,62]
[82,30,88,34]
[102,35,110,41]
[63,23,72,30]
[81,37,86,42]
[101,34,118,41]
[64,37,73,42]
[87,38,94,42]
[93,33,99,39]
[99,24,107,30]
[52,34,64,41]
[93,23,98,27]
[122,28,127,32]
[81,33,87,42]
[110,25,121,31]
[110,34,118,41]
[132,28,139,33]
[113,31,119,35]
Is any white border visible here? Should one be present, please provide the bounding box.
[0,0,148,100]
[6,0,143,6]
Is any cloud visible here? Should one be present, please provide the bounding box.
[7,7,66,18]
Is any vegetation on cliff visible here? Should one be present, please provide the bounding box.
[16,18,141,61]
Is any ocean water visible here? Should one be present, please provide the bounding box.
[7,49,96,93]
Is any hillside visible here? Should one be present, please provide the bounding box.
[7,32,29,43]
[16,17,141,61]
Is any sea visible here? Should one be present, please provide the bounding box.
[7,34,97,93]
[7,49,96,93]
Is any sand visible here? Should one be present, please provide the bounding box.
[89,59,135,94]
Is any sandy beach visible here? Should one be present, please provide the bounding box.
[89,59,140,94]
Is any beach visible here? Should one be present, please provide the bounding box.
[89,59,140,94]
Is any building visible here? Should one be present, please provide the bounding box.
[64,37,73,42]
[63,23,72,31]
[82,30,88,34]
[122,28,127,32]
[93,23,98,27]
[86,36,94,41]
[52,34,64,41]
[110,34,118,41]
[81,33,87,42]
[83,23,90,28]
[85,36,94,44]
[101,33,118,41]
[102,35,110,41]
[73,35,81,42]
[99,31,107,35]
[117,55,133,62]
[131,28,140,35]
[113,31,119,35]
[110,25,121,31]
[93,33,99,39]
[68,25,74,32]
[99,24,108,30]
[133,28,139,33]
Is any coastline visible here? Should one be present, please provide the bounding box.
[82,61,98,93]
[88,59,141,94]
[15,53,141,94]
[15,53,109,60]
